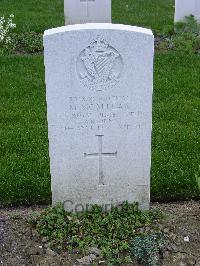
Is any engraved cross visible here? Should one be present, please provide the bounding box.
[84,135,117,185]
[80,0,95,17]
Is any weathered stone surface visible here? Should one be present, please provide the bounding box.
[175,0,200,22]
[44,24,154,211]
[46,247,56,257]
[77,254,96,264]
[64,0,111,25]
[88,247,101,256]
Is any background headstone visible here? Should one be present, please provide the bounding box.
[64,0,111,25]
[44,24,154,211]
[175,0,200,22]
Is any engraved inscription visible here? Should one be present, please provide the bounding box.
[65,95,143,132]
[77,36,123,91]
[84,135,117,185]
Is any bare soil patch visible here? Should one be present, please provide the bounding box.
[0,201,199,265]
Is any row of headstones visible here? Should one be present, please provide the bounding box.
[64,0,200,25]
[44,0,198,212]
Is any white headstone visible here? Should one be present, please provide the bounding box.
[175,0,200,22]
[44,24,154,211]
[64,0,111,25]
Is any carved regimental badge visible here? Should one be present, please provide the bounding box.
[77,36,123,91]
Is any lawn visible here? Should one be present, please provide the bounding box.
[112,0,174,33]
[0,0,64,33]
[0,56,50,205]
[0,52,199,205]
[0,0,174,33]
[0,0,200,205]
[153,52,200,201]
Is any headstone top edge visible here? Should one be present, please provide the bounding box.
[44,23,153,38]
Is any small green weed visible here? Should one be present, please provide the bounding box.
[10,32,43,54]
[130,233,165,265]
[30,202,163,265]
[175,15,200,34]
[173,15,200,53]
[1,31,43,55]
[172,32,200,54]
[160,15,200,53]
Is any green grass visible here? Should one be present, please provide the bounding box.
[152,52,200,200]
[0,53,199,205]
[0,0,199,205]
[0,0,174,33]
[0,55,50,205]
[112,0,174,33]
[0,0,64,33]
